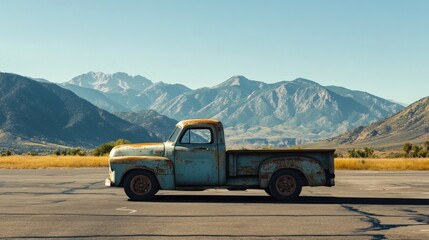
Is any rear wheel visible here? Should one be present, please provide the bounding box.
[124,170,159,201]
[268,169,302,201]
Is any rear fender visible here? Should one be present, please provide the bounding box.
[258,157,326,188]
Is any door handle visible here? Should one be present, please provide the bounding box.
[195,147,216,151]
[195,147,209,150]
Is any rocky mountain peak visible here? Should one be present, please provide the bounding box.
[67,71,153,93]
[214,75,267,89]
[292,78,323,88]
[225,75,250,86]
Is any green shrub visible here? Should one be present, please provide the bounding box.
[424,141,429,152]
[403,142,412,157]
[403,142,429,158]
[93,139,130,156]
[347,147,376,158]
[53,150,61,156]
[53,148,87,156]
[66,148,84,156]
[385,152,404,158]
[1,150,13,157]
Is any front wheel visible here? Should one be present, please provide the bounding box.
[124,170,159,201]
[268,169,302,201]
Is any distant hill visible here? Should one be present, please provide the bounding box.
[304,96,429,150]
[0,72,159,151]
[65,72,404,147]
[31,78,50,83]
[326,86,404,118]
[114,110,178,141]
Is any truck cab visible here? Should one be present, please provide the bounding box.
[167,119,227,186]
[106,119,335,201]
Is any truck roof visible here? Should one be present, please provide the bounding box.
[177,119,221,127]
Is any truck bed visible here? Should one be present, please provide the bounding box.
[226,149,335,179]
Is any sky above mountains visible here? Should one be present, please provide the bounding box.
[1,0,428,104]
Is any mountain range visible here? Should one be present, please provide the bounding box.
[63,72,404,147]
[1,71,415,151]
[0,72,160,152]
[305,96,429,150]
[64,72,191,112]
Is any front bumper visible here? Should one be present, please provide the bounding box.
[105,178,112,187]
[105,168,116,187]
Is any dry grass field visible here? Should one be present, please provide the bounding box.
[0,156,108,169]
[335,158,429,170]
[0,156,429,170]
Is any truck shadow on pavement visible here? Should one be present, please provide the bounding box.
[151,195,429,205]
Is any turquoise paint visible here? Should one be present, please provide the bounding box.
[174,125,220,186]
[106,119,335,196]
[110,157,175,190]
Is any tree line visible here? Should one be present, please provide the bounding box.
[339,141,429,158]
[0,139,130,157]
[2,139,429,158]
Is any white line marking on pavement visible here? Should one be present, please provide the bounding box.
[116,207,137,214]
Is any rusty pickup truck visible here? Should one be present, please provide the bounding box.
[106,119,335,201]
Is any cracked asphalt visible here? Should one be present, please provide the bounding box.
[0,169,428,239]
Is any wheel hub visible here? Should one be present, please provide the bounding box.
[276,175,296,196]
[131,175,151,195]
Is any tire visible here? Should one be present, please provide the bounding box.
[124,170,159,201]
[268,169,302,201]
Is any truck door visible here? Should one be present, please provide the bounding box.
[174,127,219,186]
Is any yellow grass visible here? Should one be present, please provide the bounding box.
[335,158,429,170]
[0,156,108,169]
[1,156,429,170]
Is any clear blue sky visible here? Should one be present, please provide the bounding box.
[1,0,428,104]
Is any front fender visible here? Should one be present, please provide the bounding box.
[258,157,326,188]
[109,156,175,190]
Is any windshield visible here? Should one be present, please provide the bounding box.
[167,126,182,142]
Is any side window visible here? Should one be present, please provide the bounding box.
[180,128,213,144]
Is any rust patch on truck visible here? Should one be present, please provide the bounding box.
[259,157,326,187]
[115,142,162,148]
[239,166,257,175]
[260,172,270,181]
[179,119,220,127]
[110,156,168,164]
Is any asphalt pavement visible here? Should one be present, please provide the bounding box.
[0,169,428,239]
